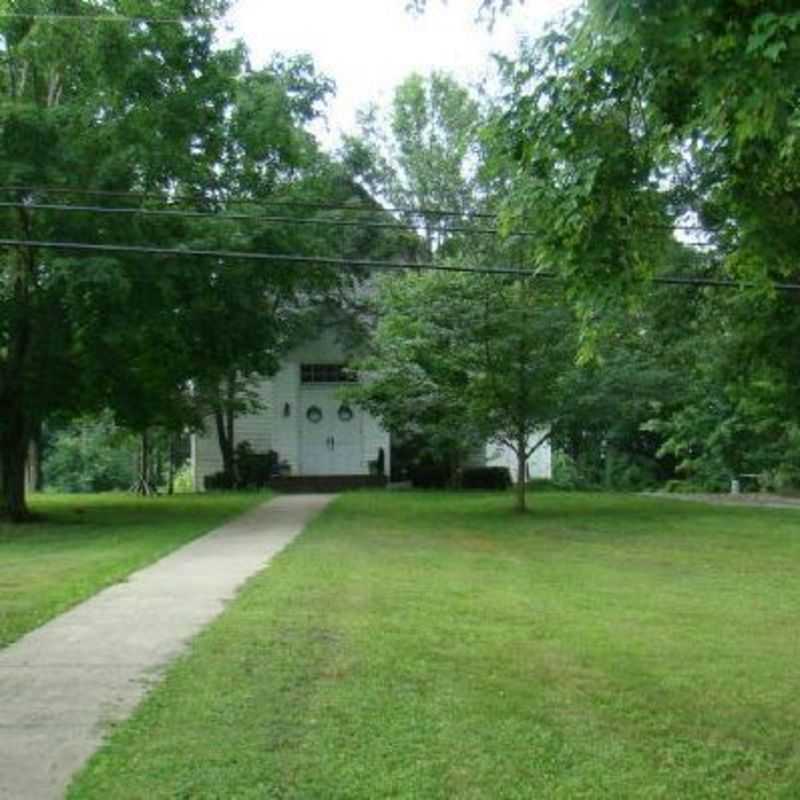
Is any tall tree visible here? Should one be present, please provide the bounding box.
[492,1,800,309]
[354,272,485,479]
[343,72,484,250]
[467,276,577,510]
[480,1,800,490]
[356,271,577,511]
[410,0,800,493]
[0,0,239,520]
[644,286,800,490]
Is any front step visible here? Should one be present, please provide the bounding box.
[269,475,388,494]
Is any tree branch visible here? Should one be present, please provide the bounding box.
[525,429,551,459]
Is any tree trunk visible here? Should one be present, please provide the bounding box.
[213,374,238,485]
[167,434,177,496]
[131,430,157,496]
[604,441,616,489]
[1,231,36,521]
[214,406,236,482]
[226,398,235,478]
[0,412,32,521]
[515,435,527,513]
[25,423,44,493]
[448,448,461,488]
[153,437,163,489]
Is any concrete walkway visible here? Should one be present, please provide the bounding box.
[0,494,334,800]
[644,491,800,511]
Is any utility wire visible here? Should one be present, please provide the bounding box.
[0,185,724,232]
[0,12,198,24]
[0,200,533,238]
[0,238,544,276]
[0,197,724,245]
[1,237,797,291]
[0,185,495,220]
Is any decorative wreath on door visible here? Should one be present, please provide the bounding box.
[337,404,354,422]
[306,406,323,423]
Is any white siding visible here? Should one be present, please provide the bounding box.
[528,441,552,479]
[269,362,301,473]
[192,427,224,491]
[191,380,272,491]
[485,431,552,482]
[288,329,349,364]
[191,326,391,487]
[234,380,273,453]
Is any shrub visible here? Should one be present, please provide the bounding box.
[44,412,138,493]
[552,451,592,490]
[461,467,512,490]
[609,453,663,491]
[526,478,558,491]
[551,449,666,492]
[203,443,280,491]
[235,442,278,489]
[761,465,800,494]
[410,464,451,489]
[204,471,236,491]
[172,463,194,493]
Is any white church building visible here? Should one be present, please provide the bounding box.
[192,328,552,489]
[192,332,390,490]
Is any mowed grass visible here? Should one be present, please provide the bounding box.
[0,492,269,648]
[69,492,800,799]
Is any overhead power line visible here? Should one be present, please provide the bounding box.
[0,237,544,276]
[0,12,198,24]
[0,185,723,232]
[0,197,725,246]
[0,200,531,238]
[0,185,496,221]
[2,184,715,231]
[1,237,797,291]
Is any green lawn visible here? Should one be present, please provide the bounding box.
[0,492,269,649]
[69,491,800,799]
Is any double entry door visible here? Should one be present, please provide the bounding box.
[300,394,362,475]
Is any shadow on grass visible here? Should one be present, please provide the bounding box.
[323,490,800,548]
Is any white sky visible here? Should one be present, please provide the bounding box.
[223,0,576,148]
